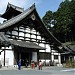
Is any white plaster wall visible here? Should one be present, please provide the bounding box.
[37,32,40,35]
[31,35,36,38]
[39,43,45,52]
[31,39,36,42]
[19,32,24,36]
[6,46,12,49]
[51,53,54,61]
[5,50,14,66]
[25,34,30,37]
[25,28,30,32]
[46,60,50,65]
[74,56,75,60]
[19,37,24,40]
[0,46,14,66]
[0,50,4,66]
[12,31,18,35]
[25,38,30,41]
[32,52,37,62]
[14,27,18,30]
[19,32,24,39]
[31,29,36,34]
[37,36,41,39]
[40,60,45,65]
[53,52,59,55]
[19,28,24,32]
[46,44,51,52]
[58,53,61,64]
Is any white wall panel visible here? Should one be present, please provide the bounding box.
[32,52,37,62]
[5,50,14,66]
[19,32,24,36]
[46,44,51,52]
[12,31,18,35]
[31,35,36,38]
[25,34,30,37]
[0,50,4,66]
[37,36,41,39]
[19,28,24,32]
[39,43,45,52]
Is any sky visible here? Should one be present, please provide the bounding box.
[0,0,64,23]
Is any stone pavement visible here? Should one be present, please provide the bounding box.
[0,66,32,70]
[0,66,75,75]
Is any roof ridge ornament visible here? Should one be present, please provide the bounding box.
[30,3,35,9]
[8,2,10,7]
[7,2,24,12]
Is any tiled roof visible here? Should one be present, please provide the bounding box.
[0,4,35,30]
[0,32,10,46]
[6,3,24,12]
[10,40,46,50]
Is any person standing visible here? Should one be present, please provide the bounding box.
[18,59,21,70]
[25,59,28,68]
[38,60,42,70]
[31,61,35,69]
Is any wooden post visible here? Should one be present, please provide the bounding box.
[44,43,46,66]
[4,50,5,66]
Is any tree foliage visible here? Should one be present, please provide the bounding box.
[42,0,75,43]
[42,10,53,31]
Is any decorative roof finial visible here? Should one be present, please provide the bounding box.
[34,3,35,7]
[7,2,11,7]
[30,3,35,9]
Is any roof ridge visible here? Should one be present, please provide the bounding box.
[0,4,35,30]
[8,2,24,10]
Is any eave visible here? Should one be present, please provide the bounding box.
[1,3,24,19]
[0,4,35,31]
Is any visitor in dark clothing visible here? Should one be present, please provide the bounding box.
[18,59,21,70]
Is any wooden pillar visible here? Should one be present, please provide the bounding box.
[4,50,5,66]
[19,51,21,60]
[18,26,19,39]
[58,53,61,66]
[37,50,39,65]
[24,26,26,40]
[30,28,31,42]
[14,50,18,65]
[49,45,51,66]
[44,43,46,66]
[36,31,37,42]
[29,52,31,65]
[50,45,52,62]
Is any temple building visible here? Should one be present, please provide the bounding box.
[0,3,74,67]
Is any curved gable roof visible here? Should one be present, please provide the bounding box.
[6,3,24,12]
[0,4,35,31]
[0,4,74,53]
[1,3,24,19]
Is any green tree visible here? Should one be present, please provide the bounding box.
[69,0,75,40]
[52,0,72,42]
[42,0,75,43]
[42,10,53,31]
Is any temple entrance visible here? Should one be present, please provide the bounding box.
[21,52,32,66]
[14,46,39,66]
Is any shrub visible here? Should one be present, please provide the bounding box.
[63,60,75,68]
